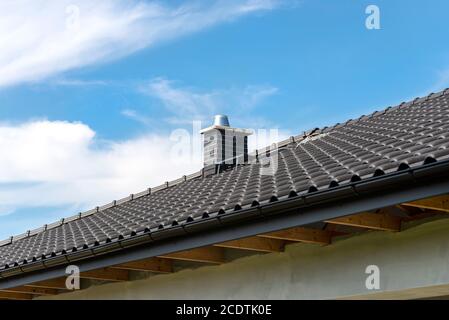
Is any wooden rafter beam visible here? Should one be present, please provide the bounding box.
[0,286,57,296]
[214,236,285,252]
[159,246,225,264]
[325,212,401,232]
[402,195,449,213]
[26,278,68,290]
[259,227,331,245]
[0,291,33,300]
[81,267,129,282]
[395,204,420,215]
[112,257,173,273]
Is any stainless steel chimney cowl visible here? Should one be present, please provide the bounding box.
[213,114,230,127]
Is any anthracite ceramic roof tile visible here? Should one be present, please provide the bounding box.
[1,89,449,272]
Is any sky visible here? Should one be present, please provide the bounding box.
[0,0,449,239]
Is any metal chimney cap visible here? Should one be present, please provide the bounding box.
[213,114,230,127]
[200,114,251,134]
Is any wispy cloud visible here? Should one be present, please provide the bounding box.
[51,78,109,87]
[121,109,155,126]
[139,78,279,126]
[0,0,280,88]
[431,67,449,92]
[238,85,279,109]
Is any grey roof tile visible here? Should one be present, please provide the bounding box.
[1,89,449,272]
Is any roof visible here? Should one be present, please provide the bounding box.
[1,88,449,277]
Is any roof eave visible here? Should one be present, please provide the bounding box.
[1,159,449,289]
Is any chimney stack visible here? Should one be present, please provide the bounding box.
[200,115,252,175]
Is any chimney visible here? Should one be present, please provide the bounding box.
[200,115,252,175]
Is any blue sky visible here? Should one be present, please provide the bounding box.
[0,0,449,239]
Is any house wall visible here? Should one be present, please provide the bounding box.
[41,217,449,300]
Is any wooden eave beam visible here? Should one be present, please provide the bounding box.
[26,278,68,290]
[0,286,57,296]
[80,267,129,282]
[402,195,449,213]
[112,257,173,273]
[159,246,225,264]
[214,236,285,252]
[0,291,33,300]
[258,227,331,245]
[325,212,401,232]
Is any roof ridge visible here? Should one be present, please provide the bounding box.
[1,87,448,247]
[318,87,449,134]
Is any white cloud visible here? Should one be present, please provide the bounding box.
[431,67,449,92]
[0,120,202,214]
[0,0,280,88]
[51,79,109,86]
[140,78,279,126]
[238,85,279,109]
[121,109,155,126]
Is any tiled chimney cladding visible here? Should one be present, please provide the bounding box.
[200,115,252,175]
